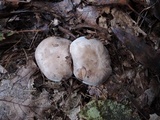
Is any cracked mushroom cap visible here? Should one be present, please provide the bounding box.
[70,36,112,86]
[35,37,72,82]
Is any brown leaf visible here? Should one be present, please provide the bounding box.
[87,0,128,5]
[112,28,160,74]
[0,60,51,120]
[76,6,100,25]
[111,8,146,36]
[112,27,160,74]
[52,0,73,17]
[0,65,7,74]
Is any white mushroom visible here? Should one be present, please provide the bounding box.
[35,36,72,82]
[70,36,112,86]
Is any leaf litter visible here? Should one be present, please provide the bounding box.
[0,59,51,120]
[0,0,160,119]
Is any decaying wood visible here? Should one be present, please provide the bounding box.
[112,27,160,75]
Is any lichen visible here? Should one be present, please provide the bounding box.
[79,99,140,120]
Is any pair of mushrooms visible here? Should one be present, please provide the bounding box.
[35,36,112,86]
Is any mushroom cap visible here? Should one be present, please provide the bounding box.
[35,37,72,82]
[70,36,112,86]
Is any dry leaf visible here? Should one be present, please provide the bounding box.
[0,65,7,74]
[76,6,100,25]
[111,8,146,36]
[52,0,73,17]
[112,27,160,74]
[86,0,128,5]
[64,92,81,120]
[149,113,160,120]
[0,60,52,120]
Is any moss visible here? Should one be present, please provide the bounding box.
[79,99,140,120]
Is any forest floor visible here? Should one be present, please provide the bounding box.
[0,0,160,120]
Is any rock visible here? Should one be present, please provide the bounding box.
[70,36,112,86]
[35,36,72,82]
